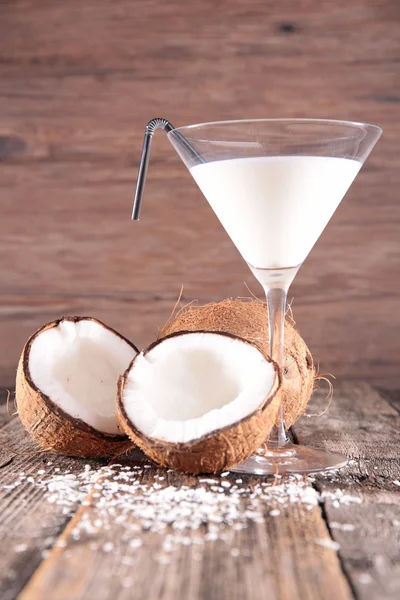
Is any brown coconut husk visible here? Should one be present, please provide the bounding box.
[117,331,282,474]
[16,317,136,458]
[160,299,315,428]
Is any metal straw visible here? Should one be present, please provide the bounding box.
[132,118,204,220]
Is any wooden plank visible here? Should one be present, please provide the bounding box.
[0,1,399,76]
[296,382,400,489]
[0,390,354,600]
[0,402,107,600]
[376,388,400,414]
[295,382,400,600]
[2,382,399,600]
[0,0,399,387]
[16,465,352,600]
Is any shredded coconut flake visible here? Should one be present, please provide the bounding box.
[330,522,355,532]
[8,464,362,563]
[392,519,400,527]
[315,538,341,551]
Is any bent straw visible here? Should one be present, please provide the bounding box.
[132,118,204,220]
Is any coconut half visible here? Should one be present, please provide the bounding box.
[117,331,281,474]
[161,299,315,428]
[16,317,138,457]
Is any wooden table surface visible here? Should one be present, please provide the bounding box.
[0,382,399,600]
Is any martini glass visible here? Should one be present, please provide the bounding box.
[132,118,381,474]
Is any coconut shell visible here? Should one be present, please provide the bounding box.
[160,299,315,428]
[16,317,137,458]
[117,331,282,475]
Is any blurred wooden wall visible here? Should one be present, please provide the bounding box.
[0,0,399,388]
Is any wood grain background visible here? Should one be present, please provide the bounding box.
[0,0,399,388]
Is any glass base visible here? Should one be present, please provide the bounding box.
[231,443,347,475]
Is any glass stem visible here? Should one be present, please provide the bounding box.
[265,287,290,447]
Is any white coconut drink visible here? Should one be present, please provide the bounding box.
[16,317,138,457]
[117,331,281,474]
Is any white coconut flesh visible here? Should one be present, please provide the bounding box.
[121,332,277,444]
[28,319,137,435]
